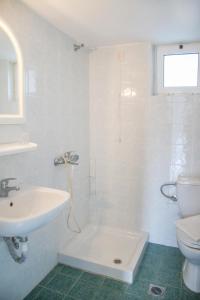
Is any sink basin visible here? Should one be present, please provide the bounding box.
[0,186,70,236]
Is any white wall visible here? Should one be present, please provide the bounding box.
[0,1,199,298]
[0,1,90,299]
[0,60,18,114]
[90,43,200,247]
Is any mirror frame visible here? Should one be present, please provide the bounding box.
[0,19,24,124]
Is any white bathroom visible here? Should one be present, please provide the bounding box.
[0,1,199,299]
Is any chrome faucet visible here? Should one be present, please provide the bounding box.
[0,178,20,197]
[54,151,79,166]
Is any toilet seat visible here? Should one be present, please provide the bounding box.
[177,228,200,250]
[176,214,200,248]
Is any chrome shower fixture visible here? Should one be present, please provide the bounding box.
[54,151,79,166]
[64,151,79,165]
[73,43,84,51]
[54,156,65,166]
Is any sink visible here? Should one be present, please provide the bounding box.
[0,186,70,236]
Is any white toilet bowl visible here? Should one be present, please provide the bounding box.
[176,227,200,293]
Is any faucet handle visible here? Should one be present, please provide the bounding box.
[0,178,17,187]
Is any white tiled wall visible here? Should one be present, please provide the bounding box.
[0,1,199,297]
[0,1,89,299]
[89,44,200,247]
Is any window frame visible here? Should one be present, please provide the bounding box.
[156,43,200,94]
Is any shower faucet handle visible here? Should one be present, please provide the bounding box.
[54,151,79,166]
[68,161,79,165]
[54,156,65,166]
[64,151,79,165]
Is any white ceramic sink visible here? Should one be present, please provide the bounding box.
[0,186,70,236]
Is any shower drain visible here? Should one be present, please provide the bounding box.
[113,258,122,264]
[148,284,166,297]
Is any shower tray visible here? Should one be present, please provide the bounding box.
[59,224,148,283]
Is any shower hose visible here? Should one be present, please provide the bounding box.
[64,159,81,234]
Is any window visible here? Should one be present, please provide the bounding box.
[156,43,200,94]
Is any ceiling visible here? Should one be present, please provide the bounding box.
[22,0,200,48]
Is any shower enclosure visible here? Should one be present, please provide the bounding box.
[58,44,150,283]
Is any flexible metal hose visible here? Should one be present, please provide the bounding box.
[64,160,81,233]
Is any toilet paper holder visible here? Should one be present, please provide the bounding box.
[160,183,177,202]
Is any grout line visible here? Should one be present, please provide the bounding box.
[29,252,185,300]
[32,285,64,300]
[64,271,106,300]
[63,272,85,297]
[38,285,64,295]
[26,286,42,300]
[38,272,57,288]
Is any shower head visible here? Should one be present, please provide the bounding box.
[73,43,84,51]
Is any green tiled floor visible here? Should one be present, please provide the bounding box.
[24,243,200,300]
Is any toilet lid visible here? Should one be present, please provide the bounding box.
[176,214,200,243]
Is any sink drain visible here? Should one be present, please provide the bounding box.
[148,284,165,297]
[113,258,122,264]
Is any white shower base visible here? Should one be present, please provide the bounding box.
[59,224,149,283]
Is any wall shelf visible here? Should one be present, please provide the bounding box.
[0,142,37,156]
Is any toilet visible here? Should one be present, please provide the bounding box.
[176,176,200,293]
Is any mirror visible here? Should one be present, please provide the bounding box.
[0,20,24,124]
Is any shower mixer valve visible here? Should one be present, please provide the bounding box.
[54,151,79,166]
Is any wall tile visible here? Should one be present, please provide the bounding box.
[0,1,89,299]
[89,43,200,247]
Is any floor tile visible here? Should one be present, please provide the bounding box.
[126,279,150,297]
[94,286,125,300]
[136,264,156,282]
[24,286,42,300]
[181,282,200,300]
[39,264,66,287]
[141,252,162,275]
[154,270,182,288]
[25,243,198,300]
[141,251,160,267]
[180,289,200,300]
[34,288,63,300]
[46,273,75,295]
[167,246,182,256]
[102,278,128,292]
[147,243,168,256]
[122,294,150,300]
[60,265,83,279]
[68,280,98,300]
[54,264,65,273]
[159,254,183,273]
[164,286,181,300]
[79,271,105,287]
[127,283,181,300]
[39,271,57,287]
